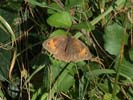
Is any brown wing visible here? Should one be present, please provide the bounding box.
[43,36,70,61]
[43,36,67,54]
[43,36,92,62]
[65,37,92,62]
[52,36,71,62]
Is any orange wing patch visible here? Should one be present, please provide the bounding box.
[47,39,57,50]
[79,48,87,57]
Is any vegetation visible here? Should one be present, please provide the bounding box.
[0,0,133,100]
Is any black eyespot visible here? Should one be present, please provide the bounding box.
[47,42,50,45]
[85,51,88,55]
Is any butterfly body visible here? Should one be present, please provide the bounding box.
[42,36,93,62]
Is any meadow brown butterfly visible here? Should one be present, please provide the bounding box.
[42,35,93,62]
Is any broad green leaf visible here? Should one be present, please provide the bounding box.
[51,63,75,92]
[54,73,74,91]
[47,61,75,97]
[49,29,68,37]
[103,23,128,55]
[50,30,83,39]
[47,11,72,28]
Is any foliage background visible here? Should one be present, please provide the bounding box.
[0,0,133,100]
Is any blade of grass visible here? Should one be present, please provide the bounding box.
[0,16,16,46]
[71,0,126,29]
[24,65,46,86]
[0,16,17,80]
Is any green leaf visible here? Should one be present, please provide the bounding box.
[47,11,72,28]
[40,93,48,100]
[74,32,83,38]
[103,23,128,55]
[86,69,115,81]
[31,88,41,100]
[87,69,115,76]
[47,3,62,14]
[115,0,127,10]
[49,29,68,37]
[28,0,47,7]
[47,61,75,96]
[51,63,75,92]
[103,93,112,100]
[119,57,133,80]
[0,49,11,82]
[55,73,74,91]
[98,80,111,93]
[103,93,120,100]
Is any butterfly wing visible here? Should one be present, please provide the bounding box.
[66,37,92,62]
[43,36,70,61]
[43,36,66,54]
[43,36,92,62]
[52,36,72,62]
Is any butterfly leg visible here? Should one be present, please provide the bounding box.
[90,57,105,68]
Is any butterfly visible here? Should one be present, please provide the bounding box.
[42,35,94,62]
